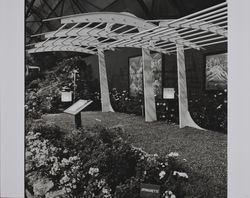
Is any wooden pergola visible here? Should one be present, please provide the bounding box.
[27,2,227,129]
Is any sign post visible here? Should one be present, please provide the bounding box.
[64,99,93,129]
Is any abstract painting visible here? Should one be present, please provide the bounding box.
[205,53,227,90]
[129,53,162,97]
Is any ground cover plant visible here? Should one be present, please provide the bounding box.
[26,122,189,198]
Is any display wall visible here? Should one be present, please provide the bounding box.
[84,43,227,96]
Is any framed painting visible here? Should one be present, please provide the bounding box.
[205,52,227,90]
[129,53,162,97]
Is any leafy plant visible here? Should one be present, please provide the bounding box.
[26,123,189,198]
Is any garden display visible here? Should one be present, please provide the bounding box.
[26,122,189,198]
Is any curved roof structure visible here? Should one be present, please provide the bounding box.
[26,0,226,43]
[27,2,227,55]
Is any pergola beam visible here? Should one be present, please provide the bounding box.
[28,46,97,54]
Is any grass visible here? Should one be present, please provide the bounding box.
[42,111,227,198]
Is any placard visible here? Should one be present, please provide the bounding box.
[61,91,72,102]
[64,99,93,115]
[140,183,160,198]
[163,88,175,99]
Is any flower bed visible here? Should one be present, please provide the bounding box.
[26,122,189,198]
[95,88,227,132]
[25,84,227,133]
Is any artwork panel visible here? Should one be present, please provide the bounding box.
[130,73,143,96]
[205,53,227,90]
[129,53,162,97]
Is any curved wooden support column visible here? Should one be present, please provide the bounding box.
[142,48,157,122]
[97,49,114,112]
[176,44,203,129]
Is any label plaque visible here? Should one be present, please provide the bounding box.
[163,88,175,99]
[140,183,160,198]
[64,99,93,115]
[61,91,72,102]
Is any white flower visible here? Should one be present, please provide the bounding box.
[98,179,106,189]
[163,190,176,198]
[65,187,71,193]
[102,188,109,194]
[159,170,166,179]
[167,152,179,157]
[88,167,99,176]
[50,147,57,152]
[102,187,112,198]
[69,156,79,161]
[217,104,222,109]
[60,173,70,184]
[50,162,60,175]
[61,158,70,166]
[173,171,188,179]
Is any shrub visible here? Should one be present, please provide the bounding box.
[188,90,227,132]
[26,123,189,198]
[95,89,227,132]
[109,88,143,115]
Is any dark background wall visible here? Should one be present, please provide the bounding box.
[84,43,227,96]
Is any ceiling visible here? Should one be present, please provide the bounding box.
[25,0,226,44]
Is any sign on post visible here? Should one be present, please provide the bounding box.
[64,99,93,128]
[163,88,175,99]
[140,183,160,198]
[61,91,72,102]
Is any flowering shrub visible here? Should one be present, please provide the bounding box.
[93,88,227,132]
[25,88,43,119]
[25,84,63,119]
[109,88,143,115]
[26,123,189,198]
[188,89,227,132]
[25,56,99,117]
[155,100,179,123]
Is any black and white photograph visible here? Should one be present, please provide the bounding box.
[1,0,250,198]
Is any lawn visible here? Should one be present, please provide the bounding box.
[43,111,227,198]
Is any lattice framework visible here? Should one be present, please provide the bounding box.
[27,2,227,55]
